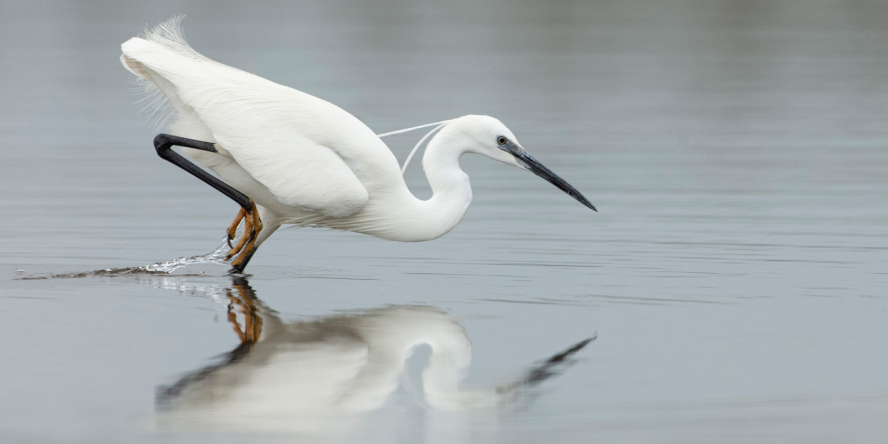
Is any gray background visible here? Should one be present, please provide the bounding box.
[1,1,887,442]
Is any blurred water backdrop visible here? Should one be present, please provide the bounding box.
[2,1,888,442]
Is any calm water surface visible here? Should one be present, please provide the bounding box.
[2,1,888,443]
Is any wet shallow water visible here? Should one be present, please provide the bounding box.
[2,1,888,443]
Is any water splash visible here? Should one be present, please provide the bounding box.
[139,236,231,273]
[18,237,232,280]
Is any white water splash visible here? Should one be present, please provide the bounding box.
[17,237,234,280]
[139,236,232,273]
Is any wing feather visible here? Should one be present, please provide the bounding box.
[121,19,382,217]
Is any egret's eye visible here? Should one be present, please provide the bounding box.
[497,136,508,146]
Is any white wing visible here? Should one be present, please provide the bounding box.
[120,20,397,217]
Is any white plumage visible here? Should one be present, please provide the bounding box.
[157,296,591,432]
[121,18,594,271]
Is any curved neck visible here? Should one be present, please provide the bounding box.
[365,134,473,241]
[406,135,473,239]
[425,135,472,200]
[339,131,474,242]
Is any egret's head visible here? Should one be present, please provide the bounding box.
[448,115,597,212]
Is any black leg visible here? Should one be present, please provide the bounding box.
[229,248,257,274]
[153,134,261,274]
[153,134,253,210]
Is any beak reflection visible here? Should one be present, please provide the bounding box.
[155,278,593,432]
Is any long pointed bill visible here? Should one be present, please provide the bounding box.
[513,151,597,211]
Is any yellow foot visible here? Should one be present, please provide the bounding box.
[226,282,262,345]
[226,208,246,247]
[225,200,263,270]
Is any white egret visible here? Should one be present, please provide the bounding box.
[121,18,595,274]
[157,279,593,432]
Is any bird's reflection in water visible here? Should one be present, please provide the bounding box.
[155,278,591,436]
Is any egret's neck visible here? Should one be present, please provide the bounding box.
[411,135,473,239]
[344,131,474,242]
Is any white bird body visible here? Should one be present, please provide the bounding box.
[156,294,591,433]
[121,19,594,270]
[159,306,487,419]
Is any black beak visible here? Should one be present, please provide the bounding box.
[512,149,597,212]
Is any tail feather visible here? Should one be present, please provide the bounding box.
[120,17,210,133]
[138,16,221,66]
